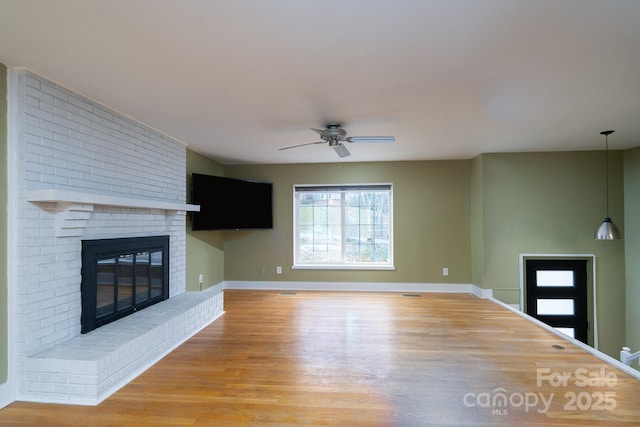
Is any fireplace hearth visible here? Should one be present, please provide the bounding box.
[81,235,170,333]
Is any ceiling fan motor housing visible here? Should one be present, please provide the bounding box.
[324,123,347,141]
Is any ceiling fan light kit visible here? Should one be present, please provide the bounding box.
[333,144,351,158]
[279,123,395,158]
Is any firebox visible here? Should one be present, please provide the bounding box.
[81,235,170,333]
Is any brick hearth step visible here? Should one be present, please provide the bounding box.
[22,286,224,405]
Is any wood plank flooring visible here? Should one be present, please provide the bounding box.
[1,290,639,426]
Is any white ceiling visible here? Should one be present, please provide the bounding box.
[1,0,640,165]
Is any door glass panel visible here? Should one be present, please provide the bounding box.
[555,327,575,338]
[537,299,574,315]
[536,270,574,287]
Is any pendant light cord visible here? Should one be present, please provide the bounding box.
[600,130,614,219]
[605,133,610,218]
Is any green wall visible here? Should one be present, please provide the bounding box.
[223,152,627,359]
[470,155,484,287]
[0,63,7,383]
[185,150,225,290]
[224,161,471,284]
[477,151,625,357]
[624,147,640,357]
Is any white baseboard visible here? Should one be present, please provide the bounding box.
[0,380,16,410]
[222,280,493,298]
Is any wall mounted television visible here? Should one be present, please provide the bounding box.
[191,173,273,230]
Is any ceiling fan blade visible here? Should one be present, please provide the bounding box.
[311,127,332,138]
[346,136,395,143]
[278,141,324,151]
[333,143,351,158]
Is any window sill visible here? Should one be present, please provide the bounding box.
[292,264,396,271]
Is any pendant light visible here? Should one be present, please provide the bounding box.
[594,130,622,240]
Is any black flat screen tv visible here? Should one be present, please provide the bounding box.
[191,173,273,230]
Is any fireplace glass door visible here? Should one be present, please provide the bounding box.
[82,236,169,333]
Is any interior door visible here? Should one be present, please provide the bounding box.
[525,259,588,344]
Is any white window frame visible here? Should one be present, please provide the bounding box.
[292,183,394,270]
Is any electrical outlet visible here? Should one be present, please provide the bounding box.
[443,267,449,276]
[276,266,282,275]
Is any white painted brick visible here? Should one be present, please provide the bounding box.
[40,118,70,136]
[16,70,190,404]
[67,129,91,143]
[25,289,55,305]
[17,301,49,316]
[68,95,94,112]
[25,86,53,105]
[92,107,113,121]
[39,155,69,169]
[40,373,69,384]
[58,110,93,129]
[26,381,56,394]
[68,374,97,386]
[25,74,41,88]
[25,142,55,157]
[21,318,47,334]
[54,383,85,396]
[25,105,55,122]
[39,327,72,346]
[40,84,70,102]
[26,125,55,140]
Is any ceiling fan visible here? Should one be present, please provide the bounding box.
[278,123,395,158]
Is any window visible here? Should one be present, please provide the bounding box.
[293,184,393,269]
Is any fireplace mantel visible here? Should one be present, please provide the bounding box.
[27,189,200,237]
[28,189,200,212]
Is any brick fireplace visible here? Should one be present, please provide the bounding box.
[9,70,224,405]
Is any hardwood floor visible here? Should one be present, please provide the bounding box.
[2,290,639,426]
